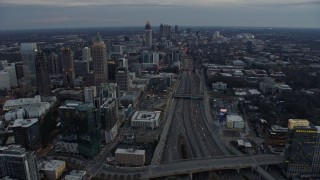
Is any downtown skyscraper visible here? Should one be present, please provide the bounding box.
[145,21,152,48]
[48,52,62,75]
[20,43,38,86]
[35,51,51,97]
[61,47,75,87]
[82,47,92,61]
[92,33,108,86]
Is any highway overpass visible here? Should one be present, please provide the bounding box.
[142,154,283,178]
[173,93,204,99]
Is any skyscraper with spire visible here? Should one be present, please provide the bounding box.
[92,33,108,86]
[35,51,51,97]
[145,21,152,48]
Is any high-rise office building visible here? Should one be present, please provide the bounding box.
[15,62,24,81]
[108,61,116,82]
[59,101,101,158]
[0,145,39,180]
[174,25,179,34]
[12,118,41,151]
[160,23,172,39]
[115,67,130,91]
[98,83,119,143]
[1,60,18,88]
[76,103,101,157]
[61,47,75,87]
[0,71,10,90]
[82,47,92,61]
[84,86,96,104]
[187,28,191,34]
[74,60,89,77]
[142,51,159,64]
[48,52,62,75]
[100,98,118,130]
[35,51,51,97]
[145,21,152,48]
[92,33,108,85]
[21,43,38,86]
[285,119,320,177]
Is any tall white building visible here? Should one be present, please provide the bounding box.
[213,31,220,39]
[0,71,10,90]
[145,21,152,48]
[1,60,18,87]
[82,47,92,61]
[84,86,96,103]
[142,52,159,64]
[21,43,38,86]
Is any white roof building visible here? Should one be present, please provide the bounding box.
[3,95,41,110]
[3,96,51,119]
[131,111,161,130]
[227,114,244,129]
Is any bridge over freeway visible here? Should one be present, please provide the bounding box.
[173,93,204,99]
[142,154,283,179]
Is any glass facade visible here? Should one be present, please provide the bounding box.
[21,43,38,86]
[59,102,101,158]
[285,125,320,177]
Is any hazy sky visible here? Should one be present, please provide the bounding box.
[0,0,319,30]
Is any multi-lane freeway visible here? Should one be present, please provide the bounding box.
[162,57,226,163]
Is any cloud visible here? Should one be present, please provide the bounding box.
[0,0,278,7]
[246,0,320,8]
[0,0,319,29]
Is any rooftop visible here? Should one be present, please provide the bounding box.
[227,115,244,122]
[115,148,145,155]
[12,118,38,128]
[288,119,310,129]
[271,125,288,133]
[132,111,161,122]
[40,160,65,171]
[64,170,86,180]
[0,145,26,155]
[3,95,41,109]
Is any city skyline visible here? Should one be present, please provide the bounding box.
[0,0,320,30]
